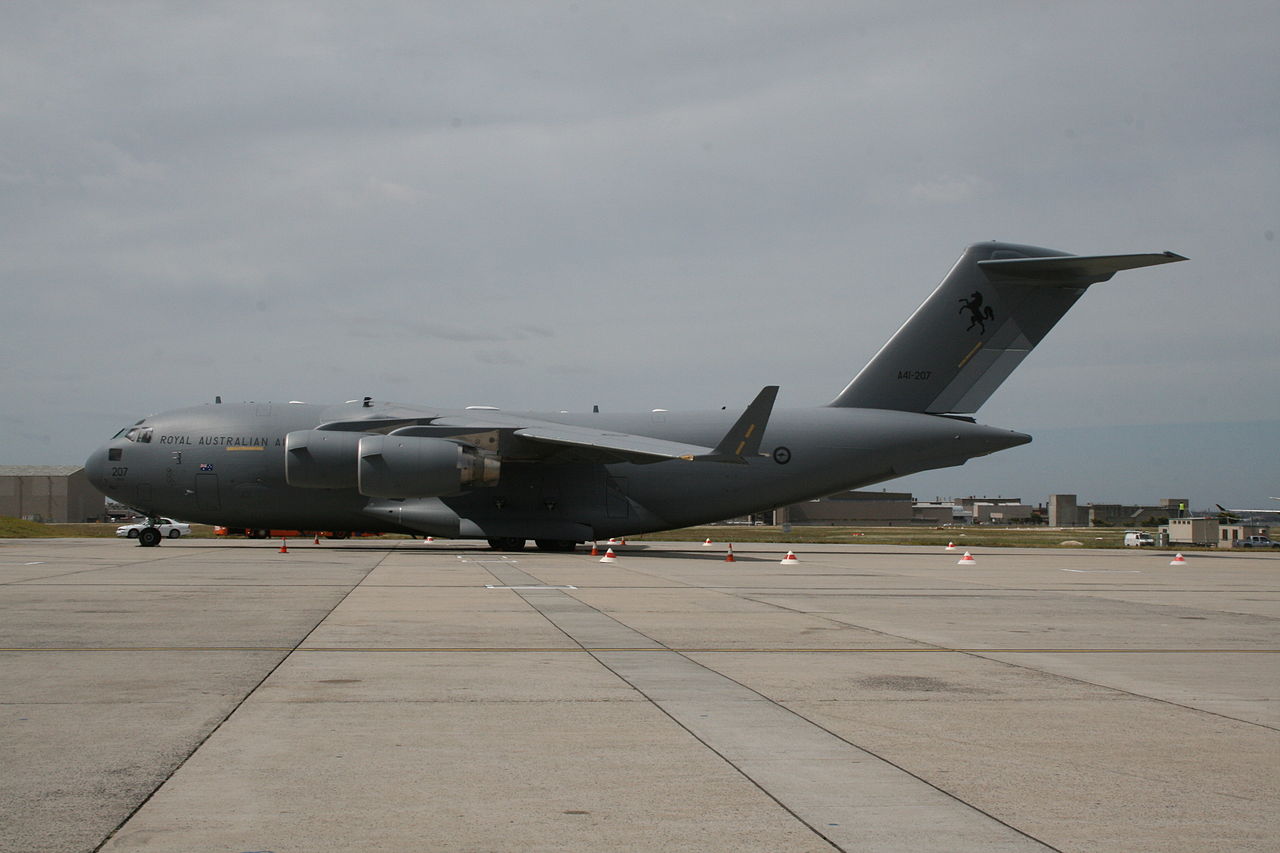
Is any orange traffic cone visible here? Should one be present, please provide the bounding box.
[957,551,976,565]
[780,550,799,565]
[313,533,320,545]
[725,544,736,563]
[1170,553,1187,566]
[279,538,289,554]
[600,547,617,563]
[590,542,599,556]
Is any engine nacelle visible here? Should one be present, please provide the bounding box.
[357,434,500,499]
[284,429,363,489]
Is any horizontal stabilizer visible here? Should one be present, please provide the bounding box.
[977,251,1186,283]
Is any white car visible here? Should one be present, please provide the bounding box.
[116,518,191,539]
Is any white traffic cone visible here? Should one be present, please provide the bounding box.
[703,538,713,546]
[1169,553,1187,566]
[945,541,956,551]
[957,551,976,566]
[600,548,617,563]
[780,551,799,565]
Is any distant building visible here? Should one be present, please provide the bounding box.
[913,497,1032,526]
[913,501,966,525]
[1049,494,1186,527]
[0,466,105,523]
[953,496,1032,524]
[778,491,916,526]
[777,492,1032,526]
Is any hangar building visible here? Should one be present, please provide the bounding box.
[0,466,105,523]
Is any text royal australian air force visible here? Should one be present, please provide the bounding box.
[158,434,276,448]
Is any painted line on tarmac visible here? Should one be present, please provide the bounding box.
[1061,568,1142,573]
[3,646,1277,654]
[484,584,578,590]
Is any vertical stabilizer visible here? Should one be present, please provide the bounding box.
[828,242,1185,413]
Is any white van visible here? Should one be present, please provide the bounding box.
[1124,530,1154,547]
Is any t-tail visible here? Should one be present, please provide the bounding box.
[829,241,1186,413]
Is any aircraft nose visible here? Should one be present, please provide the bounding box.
[85,444,111,494]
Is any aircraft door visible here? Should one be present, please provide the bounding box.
[196,474,220,511]
[605,475,629,519]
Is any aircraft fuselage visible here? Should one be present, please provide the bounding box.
[85,399,1027,542]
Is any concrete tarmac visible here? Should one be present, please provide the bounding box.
[1,537,1276,852]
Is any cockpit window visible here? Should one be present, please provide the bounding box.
[124,426,154,443]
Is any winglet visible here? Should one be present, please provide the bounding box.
[700,386,779,463]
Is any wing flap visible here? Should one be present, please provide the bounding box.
[513,424,714,463]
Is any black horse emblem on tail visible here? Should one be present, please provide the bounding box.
[958,291,995,334]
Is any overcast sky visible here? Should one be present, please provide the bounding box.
[2,2,1276,508]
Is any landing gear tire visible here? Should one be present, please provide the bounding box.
[138,527,162,547]
[487,537,526,551]
[535,539,577,552]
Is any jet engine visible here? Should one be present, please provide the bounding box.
[356,434,500,498]
[285,430,499,498]
[284,430,363,488]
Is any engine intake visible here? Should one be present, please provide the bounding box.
[357,434,500,498]
[285,430,363,489]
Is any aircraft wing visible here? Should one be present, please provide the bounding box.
[1217,504,1280,517]
[315,386,780,465]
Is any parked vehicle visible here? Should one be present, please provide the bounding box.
[116,518,190,539]
[1237,535,1280,548]
[1123,530,1154,547]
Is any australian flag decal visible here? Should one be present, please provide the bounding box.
[199,463,214,472]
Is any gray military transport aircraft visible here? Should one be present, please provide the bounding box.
[86,241,1184,550]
